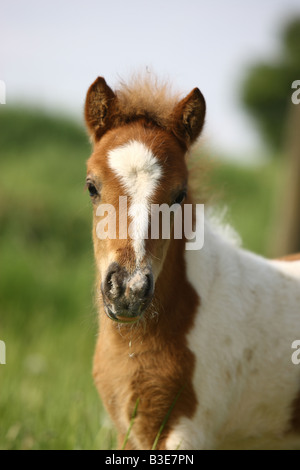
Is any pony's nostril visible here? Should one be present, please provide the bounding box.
[144,273,154,298]
[108,274,118,296]
[106,273,113,290]
[103,263,127,300]
[102,264,154,320]
[105,270,117,294]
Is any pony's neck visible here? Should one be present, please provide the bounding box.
[184,217,242,303]
[148,212,237,331]
[185,217,240,297]
[152,235,199,336]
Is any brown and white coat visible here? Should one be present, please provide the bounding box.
[84,75,300,450]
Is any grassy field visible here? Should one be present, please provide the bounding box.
[0,107,281,449]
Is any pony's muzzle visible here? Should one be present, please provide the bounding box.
[101,262,154,322]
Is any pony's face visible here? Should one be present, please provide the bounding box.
[85,77,205,323]
[87,124,188,322]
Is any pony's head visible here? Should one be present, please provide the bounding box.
[85,75,206,323]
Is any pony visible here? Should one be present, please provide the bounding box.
[84,74,300,450]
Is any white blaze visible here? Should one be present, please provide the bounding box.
[108,140,162,261]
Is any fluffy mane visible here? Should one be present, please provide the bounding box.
[114,73,182,129]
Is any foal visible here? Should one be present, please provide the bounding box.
[84,75,300,450]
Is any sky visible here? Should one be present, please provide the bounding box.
[1,0,300,159]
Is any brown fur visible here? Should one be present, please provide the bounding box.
[85,74,205,148]
[115,73,181,130]
[88,123,199,448]
[85,77,118,142]
[278,253,300,262]
[85,75,206,449]
[171,87,206,146]
[93,235,199,449]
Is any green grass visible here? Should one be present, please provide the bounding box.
[0,106,281,449]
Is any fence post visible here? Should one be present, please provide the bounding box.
[271,102,300,256]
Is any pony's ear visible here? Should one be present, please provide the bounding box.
[171,88,206,147]
[84,77,118,141]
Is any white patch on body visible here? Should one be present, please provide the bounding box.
[108,140,162,262]
[166,219,300,450]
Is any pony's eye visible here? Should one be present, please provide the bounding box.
[87,182,99,198]
[173,190,187,205]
